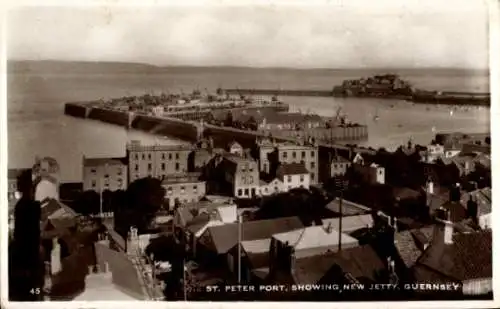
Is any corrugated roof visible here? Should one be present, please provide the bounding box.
[203,216,304,255]
[273,226,359,251]
[416,230,492,281]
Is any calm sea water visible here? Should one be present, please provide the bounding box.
[7,66,490,182]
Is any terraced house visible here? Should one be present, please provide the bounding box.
[126,140,193,182]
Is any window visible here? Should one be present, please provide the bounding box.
[176,153,180,160]
[311,151,315,157]
[91,180,96,187]
[292,151,296,159]
[311,173,315,180]
[142,154,145,160]
[333,164,337,169]
[134,154,139,160]
[175,163,180,171]
[90,169,97,174]
[379,169,383,175]
[263,163,268,172]
[169,153,172,160]
[265,188,268,193]
[104,182,109,187]
[251,188,256,197]
[274,186,279,192]
[249,176,253,183]
[134,164,139,171]
[283,152,288,159]
[161,163,165,171]
[167,187,173,195]
[104,174,109,178]
[300,175,304,182]
[148,154,152,160]
[238,189,243,196]
[117,169,122,176]
[301,151,306,159]
[287,175,292,182]
[249,167,253,172]
[244,188,249,196]
[148,163,152,171]
[162,153,165,160]
[181,186,185,194]
[118,178,123,185]
[193,185,198,194]
[311,162,315,169]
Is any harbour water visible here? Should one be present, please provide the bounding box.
[7,64,490,182]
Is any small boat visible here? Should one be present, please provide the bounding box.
[449,110,454,116]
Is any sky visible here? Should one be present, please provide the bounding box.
[6,0,491,69]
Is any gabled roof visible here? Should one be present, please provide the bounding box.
[460,187,491,216]
[292,244,385,285]
[277,162,309,176]
[439,201,468,222]
[394,225,435,268]
[416,230,492,282]
[203,216,304,255]
[272,225,359,251]
[228,141,242,149]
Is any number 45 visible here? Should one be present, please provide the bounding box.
[30,288,40,295]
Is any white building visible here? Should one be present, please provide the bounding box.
[258,178,285,196]
[276,162,311,191]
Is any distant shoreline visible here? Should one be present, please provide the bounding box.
[7,60,490,75]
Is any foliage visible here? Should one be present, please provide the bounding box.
[224,112,233,127]
[255,188,329,225]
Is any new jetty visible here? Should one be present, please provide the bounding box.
[224,74,490,106]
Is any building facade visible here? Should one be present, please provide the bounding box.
[262,139,319,184]
[353,162,385,185]
[161,173,207,209]
[276,163,311,191]
[330,155,352,177]
[83,157,128,192]
[222,154,260,199]
[126,140,193,183]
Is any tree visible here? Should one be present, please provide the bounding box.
[114,177,166,235]
[73,190,100,216]
[245,116,259,131]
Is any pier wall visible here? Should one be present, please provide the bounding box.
[64,102,376,183]
[88,107,130,127]
[64,103,88,118]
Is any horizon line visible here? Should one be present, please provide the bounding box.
[7,59,490,72]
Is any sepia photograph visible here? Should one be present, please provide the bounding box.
[2,0,496,305]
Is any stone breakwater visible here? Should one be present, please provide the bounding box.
[64,102,377,182]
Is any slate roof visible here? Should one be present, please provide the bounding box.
[439,201,468,222]
[325,198,372,216]
[203,216,304,255]
[292,244,385,285]
[416,230,492,282]
[460,187,491,216]
[394,225,435,268]
[277,162,309,176]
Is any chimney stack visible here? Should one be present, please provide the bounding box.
[444,210,454,245]
[51,238,61,275]
[426,177,434,195]
[467,194,478,224]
